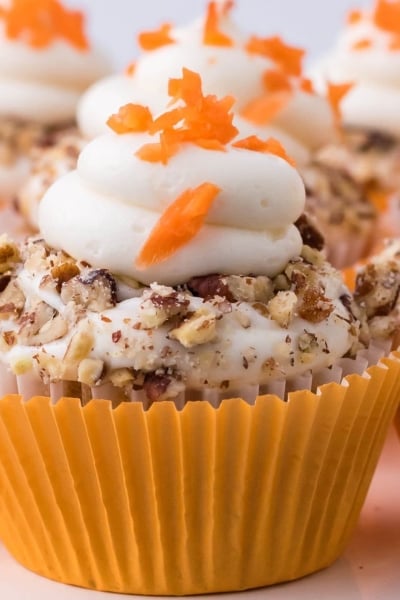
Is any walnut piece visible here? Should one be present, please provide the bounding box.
[61,269,117,312]
[169,308,217,348]
[267,291,298,328]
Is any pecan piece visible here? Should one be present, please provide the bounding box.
[61,269,117,311]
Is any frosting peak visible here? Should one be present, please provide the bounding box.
[0,0,110,125]
[77,2,336,157]
[317,1,400,136]
[40,70,305,286]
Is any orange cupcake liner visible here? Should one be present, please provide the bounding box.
[0,352,399,595]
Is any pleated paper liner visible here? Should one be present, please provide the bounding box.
[0,351,399,595]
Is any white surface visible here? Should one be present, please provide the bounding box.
[1,426,400,600]
[64,0,373,68]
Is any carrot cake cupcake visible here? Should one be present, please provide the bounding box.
[0,69,398,596]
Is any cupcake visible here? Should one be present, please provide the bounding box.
[0,69,398,595]
[77,1,376,267]
[314,0,400,236]
[0,0,110,230]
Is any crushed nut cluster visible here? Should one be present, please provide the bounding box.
[316,128,400,188]
[0,235,360,403]
[302,162,376,244]
[17,128,84,226]
[354,241,400,340]
[0,117,76,167]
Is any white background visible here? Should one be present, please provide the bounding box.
[65,0,372,69]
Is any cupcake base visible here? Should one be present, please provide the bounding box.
[0,351,399,594]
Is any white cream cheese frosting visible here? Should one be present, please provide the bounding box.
[77,3,335,161]
[0,15,110,126]
[317,2,400,137]
[39,131,305,286]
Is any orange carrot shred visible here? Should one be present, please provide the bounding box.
[373,0,400,36]
[138,23,175,51]
[241,91,292,125]
[125,61,136,77]
[203,1,234,47]
[263,69,292,93]
[232,135,296,166]
[367,184,390,214]
[352,38,372,50]
[194,139,226,151]
[0,0,89,50]
[300,78,314,94]
[136,183,221,268]
[245,35,305,77]
[107,104,153,134]
[168,68,203,105]
[327,82,354,123]
[390,35,400,50]
[347,9,363,25]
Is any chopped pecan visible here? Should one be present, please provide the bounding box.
[78,359,105,386]
[295,214,325,251]
[143,372,171,403]
[51,261,80,292]
[61,269,117,311]
[0,235,20,274]
[169,308,217,348]
[297,286,334,323]
[267,291,298,328]
[139,285,190,329]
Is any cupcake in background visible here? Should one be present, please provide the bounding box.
[0,0,111,231]
[76,1,376,268]
[314,0,400,237]
[0,68,399,595]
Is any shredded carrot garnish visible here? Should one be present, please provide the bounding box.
[136,183,221,268]
[352,38,372,50]
[245,35,305,77]
[138,23,175,51]
[132,68,238,163]
[241,92,292,125]
[390,35,400,49]
[107,104,153,134]
[0,0,89,50]
[232,135,296,166]
[347,9,363,25]
[125,61,136,77]
[263,69,292,93]
[203,1,233,47]
[300,78,314,94]
[373,0,400,35]
[327,82,354,123]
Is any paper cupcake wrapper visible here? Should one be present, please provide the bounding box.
[0,351,399,595]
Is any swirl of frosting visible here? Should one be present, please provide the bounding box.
[40,70,305,286]
[318,1,400,137]
[78,2,335,162]
[0,0,111,125]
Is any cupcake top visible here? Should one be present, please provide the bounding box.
[318,0,400,137]
[0,0,110,126]
[78,1,338,163]
[0,69,359,399]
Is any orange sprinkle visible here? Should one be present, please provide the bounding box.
[263,69,292,93]
[0,0,89,50]
[347,9,363,25]
[245,35,305,77]
[136,183,221,268]
[138,23,175,51]
[203,1,234,46]
[352,38,373,50]
[374,0,400,36]
[327,82,354,123]
[233,135,296,166]
[300,78,314,94]
[107,104,153,134]
[125,61,136,77]
[241,91,292,125]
